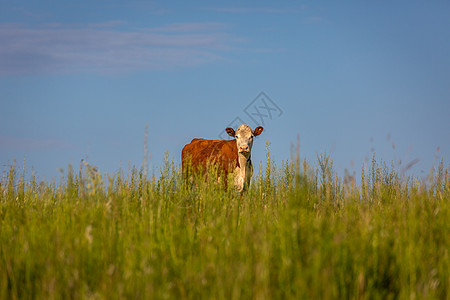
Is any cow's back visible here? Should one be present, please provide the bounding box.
[182,138,238,178]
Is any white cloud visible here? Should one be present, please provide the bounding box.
[0,22,235,75]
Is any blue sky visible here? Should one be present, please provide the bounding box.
[1,0,449,181]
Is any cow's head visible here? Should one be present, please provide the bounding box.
[225,124,263,157]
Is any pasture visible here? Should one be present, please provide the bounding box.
[1,148,448,299]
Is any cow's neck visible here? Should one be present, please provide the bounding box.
[235,153,251,191]
[237,153,251,168]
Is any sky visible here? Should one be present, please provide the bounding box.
[1,0,449,182]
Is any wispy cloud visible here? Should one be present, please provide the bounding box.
[0,22,236,75]
[204,6,307,14]
[303,16,326,25]
[148,22,228,33]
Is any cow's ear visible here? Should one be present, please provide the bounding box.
[226,127,235,137]
[253,126,263,136]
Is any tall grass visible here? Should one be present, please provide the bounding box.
[0,150,448,299]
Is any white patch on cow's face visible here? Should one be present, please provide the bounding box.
[234,124,255,157]
[225,124,263,192]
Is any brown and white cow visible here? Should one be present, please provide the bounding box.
[182,124,264,192]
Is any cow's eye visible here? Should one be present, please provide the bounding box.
[236,136,240,139]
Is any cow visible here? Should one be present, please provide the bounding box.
[182,124,264,192]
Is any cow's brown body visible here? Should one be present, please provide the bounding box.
[182,138,242,181]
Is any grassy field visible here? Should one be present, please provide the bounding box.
[1,149,449,299]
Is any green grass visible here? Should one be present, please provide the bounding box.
[0,151,449,299]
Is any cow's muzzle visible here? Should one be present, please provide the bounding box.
[239,145,249,153]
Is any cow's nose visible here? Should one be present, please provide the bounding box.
[240,145,249,152]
